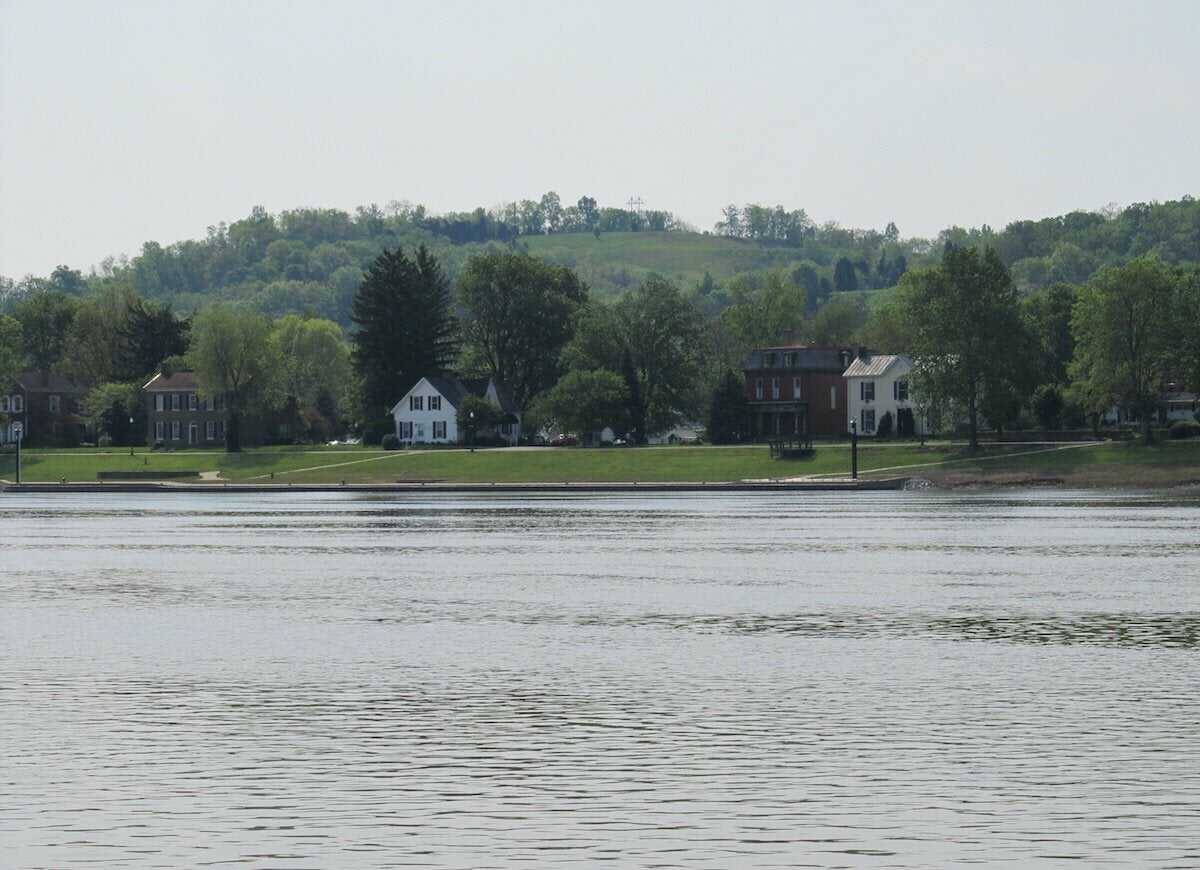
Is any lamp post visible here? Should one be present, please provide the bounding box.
[129,415,135,456]
[468,410,475,454]
[13,422,22,485]
[850,418,858,480]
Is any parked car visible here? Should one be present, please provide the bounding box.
[550,434,578,447]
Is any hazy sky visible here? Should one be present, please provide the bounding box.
[2,0,1198,278]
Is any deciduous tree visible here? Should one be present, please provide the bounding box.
[187,305,280,452]
[1070,257,1177,444]
[898,246,1026,450]
[458,250,587,413]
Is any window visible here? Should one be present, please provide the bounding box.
[171,421,181,440]
[895,380,909,401]
[861,381,875,402]
[830,386,837,410]
[429,395,441,411]
[206,421,216,440]
[155,421,164,441]
[792,377,802,399]
[48,395,61,414]
[155,393,164,412]
[0,396,7,412]
[401,421,412,439]
[764,352,777,368]
[171,393,181,411]
[755,378,764,400]
[205,396,215,412]
[783,352,795,367]
[189,393,198,411]
[862,409,876,434]
[410,395,424,411]
[415,422,425,441]
[433,420,446,439]
[771,377,780,400]
[12,395,20,412]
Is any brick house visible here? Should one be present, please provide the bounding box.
[1,371,88,446]
[143,371,227,447]
[743,345,855,439]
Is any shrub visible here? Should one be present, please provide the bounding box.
[1168,419,1200,440]
[876,411,893,438]
[1032,384,1065,430]
[381,433,400,450]
[361,416,393,446]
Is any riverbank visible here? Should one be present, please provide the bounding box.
[1,441,1197,490]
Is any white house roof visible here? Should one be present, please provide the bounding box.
[843,354,909,378]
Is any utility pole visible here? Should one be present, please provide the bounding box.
[14,425,22,485]
[626,196,644,213]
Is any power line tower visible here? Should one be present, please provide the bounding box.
[626,196,644,214]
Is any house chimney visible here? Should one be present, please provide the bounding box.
[857,347,871,361]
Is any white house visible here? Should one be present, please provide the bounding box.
[843,353,927,437]
[390,375,521,446]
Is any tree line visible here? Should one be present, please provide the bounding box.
[876,248,1200,448]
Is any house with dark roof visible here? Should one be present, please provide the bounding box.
[1,371,88,446]
[742,345,856,438]
[143,370,227,446]
[390,375,521,446]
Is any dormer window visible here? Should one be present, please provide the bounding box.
[764,352,777,368]
[783,352,795,367]
[12,395,22,413]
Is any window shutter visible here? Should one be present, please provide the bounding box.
[893,381,898,400]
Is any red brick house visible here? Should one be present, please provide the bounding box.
[743,345,856,439]
[1,371,89,446]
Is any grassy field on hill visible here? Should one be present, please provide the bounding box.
[4,441,1198,487]
[524,232,810,298]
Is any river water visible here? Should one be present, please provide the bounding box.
[2,490,1198,868]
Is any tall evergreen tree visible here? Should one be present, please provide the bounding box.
[118,298,191,380]
[833,257,859,292]
[707,370,747,444]
[351,246,457,416]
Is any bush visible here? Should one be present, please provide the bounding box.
[1168,419,1200,440]
[361,416,393,446]
[1032,384,1065,430]
[876,411,894,438]
[381,433,400,450]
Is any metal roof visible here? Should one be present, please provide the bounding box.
[843,354,910,378]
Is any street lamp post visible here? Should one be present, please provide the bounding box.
[850,419,858,480]
[129,415,135,456]
[14,424,22,485]
[468,410,475,454]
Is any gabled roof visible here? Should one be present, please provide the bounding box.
[14,371,85,393]
[843,354,910,378]
[143,371,199,391]
[392,374,520,416]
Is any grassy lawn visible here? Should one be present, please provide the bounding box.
[920,440,1200,487]
[4,440,1197,486]
[0,442,1068,484]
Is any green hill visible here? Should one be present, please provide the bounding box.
[521,232,807,299]
[5,195,1197,325]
